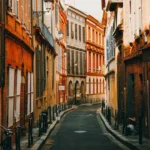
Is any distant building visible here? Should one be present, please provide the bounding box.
[66,5,87,104]
[86,15,105,103]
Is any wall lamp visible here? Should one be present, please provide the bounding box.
[33,0,53,16]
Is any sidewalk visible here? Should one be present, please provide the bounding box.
[13,105,77,150]
[98,110,150,150]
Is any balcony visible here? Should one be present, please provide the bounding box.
[34,15,54,48]
[106,0,123,11]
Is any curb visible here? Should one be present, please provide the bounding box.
[31,107,76,150]
[98,111,140,150]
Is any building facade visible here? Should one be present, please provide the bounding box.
[105,0,123,117]
[86,15,105,103]
[33,0,56,123]
[0,0,34,139]
[123,0,150,138]
[66,5,87,104]
[55,0,67,104]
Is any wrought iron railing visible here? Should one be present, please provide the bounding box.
[34,14,54,48]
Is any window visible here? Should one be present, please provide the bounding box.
[75,24,77,40]
[96,32,98,44]
[88,27,91,40]
[72,51,74,74]
[76,51,78,74]
[92,29,95,42]
[67,50,70,74]
[89,78,91,94]
[8,67,15,127]
[93,79,95,94]
[80,52,82,74]
[83,27,85,42]
[71,22,74,39]
[15,69,21,121]
[67,20,69,36]
[79,25,81,41]
[55,3,59,26]
[22,0,24,24]
[99,34,101,45]
[27,72,34,115]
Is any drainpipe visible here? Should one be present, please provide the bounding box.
[0,0,6,128]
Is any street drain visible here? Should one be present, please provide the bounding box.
[74,130,87,133]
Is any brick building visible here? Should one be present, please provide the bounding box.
[123,0,150,138]
[86,15,105,102]
[0,0,34,139]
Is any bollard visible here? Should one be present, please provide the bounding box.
[48,106,52,124]
[56,104,58,117]
[28,117,33,148]
[122,111,125,134]
[53,106,55,120]
[139,115,143,144]
[2,129,13,150]
[16,125,21,150]
[114,110,117,129]
[38,113,42,137]
[107,107,111,125]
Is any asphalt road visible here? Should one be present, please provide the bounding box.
[42,104,130,150]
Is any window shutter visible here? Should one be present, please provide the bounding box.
[67,20,69,36]
[76,51,78,74]
[83,27,85,42]
[79,25,81,41]
[75,24,77,40]
[71,22,74,39]
[80,52,82,75]
[67,50,70,74]
[72,51,74,74]
[84,53,86,75]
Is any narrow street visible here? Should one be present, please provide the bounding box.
[42,104,130,150]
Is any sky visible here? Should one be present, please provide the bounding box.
[65,0,103,22]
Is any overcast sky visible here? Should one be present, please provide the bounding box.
[65,0,103,22]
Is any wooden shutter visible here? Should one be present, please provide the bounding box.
[75,24,77,40]
[80,52,82,75]
[67,50,70,74]
[83,27,85,42]
[79,25,81,41]
[67,20,69,36]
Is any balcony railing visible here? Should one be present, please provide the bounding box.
[34,15,54,48]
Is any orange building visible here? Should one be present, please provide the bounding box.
[1,0,33,138]
[86,15,105,102]
[56,0,67,104]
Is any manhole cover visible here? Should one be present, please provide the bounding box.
[74,130,87,133]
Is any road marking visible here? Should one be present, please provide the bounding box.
[74,130,87,133]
